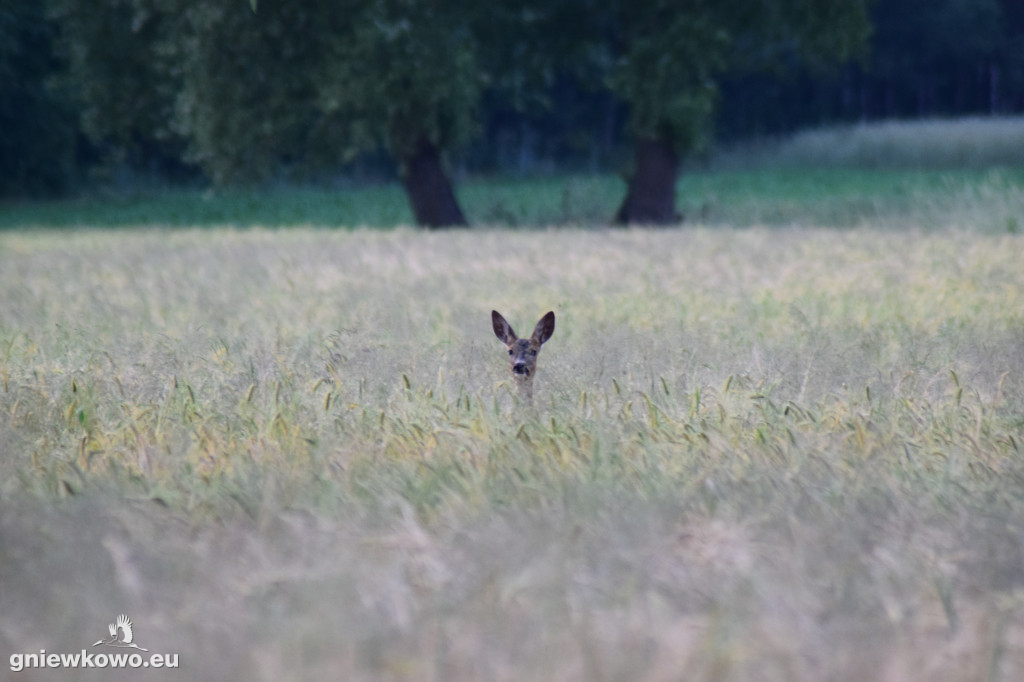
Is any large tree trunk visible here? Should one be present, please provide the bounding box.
[399,138,468,228]
[614,136,681,226]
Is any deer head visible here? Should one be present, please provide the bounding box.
[492,310,555,402]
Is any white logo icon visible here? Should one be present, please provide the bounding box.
[92,614,149,652]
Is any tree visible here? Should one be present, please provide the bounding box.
[311,0,576,226]
[173,0,509,227]
[311,0,481,227]
[604,0,870,225]
[0,0,76,195]
[53,0,187,180]
[182,0,582,228]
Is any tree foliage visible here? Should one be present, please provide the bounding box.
[607,2,729,156]
[718,0,1016,138]
[603,0,870,158]
[4,0,1024,209]
[170,2,329,184]
[314,0,483,167]
[53,0,184,175]
[0,0,75,195]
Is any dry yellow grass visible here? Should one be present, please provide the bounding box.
[2,225,1023,680]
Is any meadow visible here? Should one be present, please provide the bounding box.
[5,165,1024,234]
[2,120,1024,680]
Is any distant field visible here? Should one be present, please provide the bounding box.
[715,116,1024,171]
[2,222,1023,680]
[4,166,1024,234]
[4,117,1024,232]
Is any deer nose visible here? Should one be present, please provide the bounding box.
[512,362,530,376]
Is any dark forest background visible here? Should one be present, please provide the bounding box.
[3,0,1023,222]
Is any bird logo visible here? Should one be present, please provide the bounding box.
[92,614,149,651]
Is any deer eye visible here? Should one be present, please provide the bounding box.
[508,349,514,356]
[527,349,537,356]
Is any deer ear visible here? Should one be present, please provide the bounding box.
[531,311,555,346]
[492,310,517,344]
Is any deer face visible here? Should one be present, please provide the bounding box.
[492,310,555,385]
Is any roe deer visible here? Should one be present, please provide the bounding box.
[491,310,555,403]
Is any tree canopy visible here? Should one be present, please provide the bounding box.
[0,0,75,195]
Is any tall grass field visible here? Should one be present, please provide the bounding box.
[3,119,1024,680]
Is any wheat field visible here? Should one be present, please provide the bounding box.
[2,222,1023,680]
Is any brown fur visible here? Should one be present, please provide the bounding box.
[491,310,555,403]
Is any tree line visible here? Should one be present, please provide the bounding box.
[3,0,1023,226]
